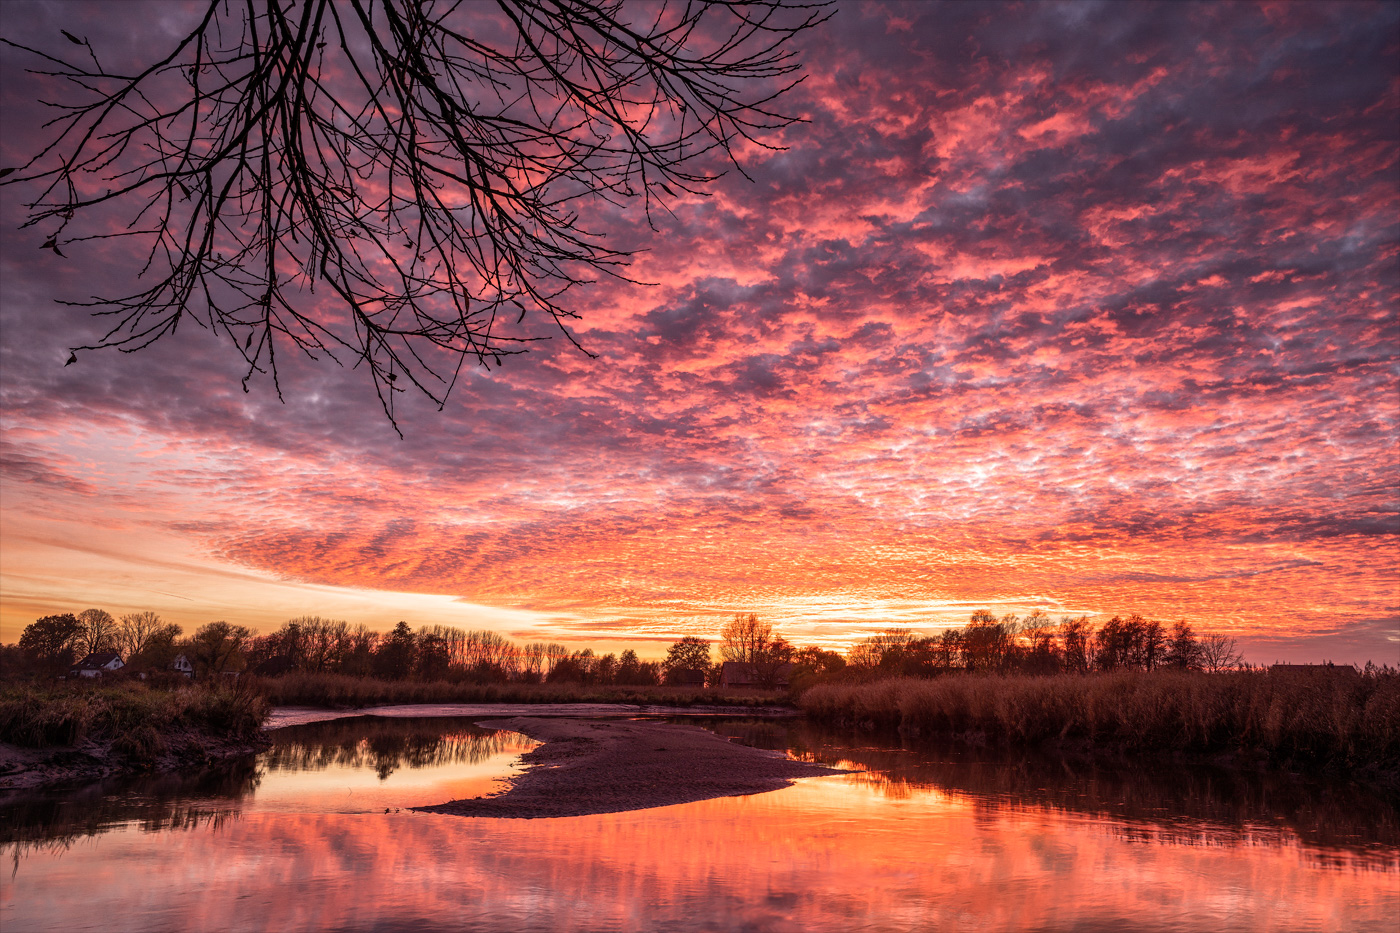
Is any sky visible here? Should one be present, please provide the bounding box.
[1,1,1396,664]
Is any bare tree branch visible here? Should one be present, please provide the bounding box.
[2,0,831,432]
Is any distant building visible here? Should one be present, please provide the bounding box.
[719,661,793,688]
[668,667,706,687]
[69,652,125,679]
[251,656,295,677]
[1270,663,1359,677]
[171,654,195,677]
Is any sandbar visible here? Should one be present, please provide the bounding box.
[416,717,850,818]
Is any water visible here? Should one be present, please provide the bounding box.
[3,714,1396,932]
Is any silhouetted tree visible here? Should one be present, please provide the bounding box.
[594,652,619,684]
[416,630,452,680]
[544,643,569,678]
[1135,615,1166,672]
[615,649,644,685]
[1058,616,1093,674]
[547,648,596,683]
[1164,620,1203,671]
[522,643,548,682]
[75,608,120,657]
[128,622,184,671]
[720,613,775,664]
[1093,616,1135,671]
[1199,633,1243,673]
[848,629,915,670]
[963,610,1012,672]
[791,645,845,676]
[341,625,379,676]
[663,636,711,680]
[191,621,253,674]
[17,614,84,672]
[374,621,417,679]
[2,0,830,429]
[115,611,165,660]
[750,635,792,688]
[1016,610,1060,674]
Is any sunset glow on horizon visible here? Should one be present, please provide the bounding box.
[1,1,1396,663]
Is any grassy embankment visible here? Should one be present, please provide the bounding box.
[800,669,1400,776]
[253,672,790,708]
[0,681,269,777]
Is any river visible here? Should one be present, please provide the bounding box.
[2,712,1395,931]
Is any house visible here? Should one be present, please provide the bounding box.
[719,661,793,688]
[69,652,125,679]
[668,667,707,687]
[251,655,295,677]
[1270,663,1358,677]
[171,654,195,677]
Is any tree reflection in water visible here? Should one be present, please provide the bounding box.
[263,716,526,780]
[2,756,259,868]
[1,717,525,858]
[692,717,1400,869]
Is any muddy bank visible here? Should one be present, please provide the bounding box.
[0,731,268,792]
[416,717,850,819]
[266,702,799,731]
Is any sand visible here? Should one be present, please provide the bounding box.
[415,717,851,818]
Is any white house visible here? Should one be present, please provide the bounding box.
[171,654,195,677]
[69,652,125,678]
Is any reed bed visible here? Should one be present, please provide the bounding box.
[800,669,1399,772]
[0,681,269,760]
[252,672,790,709]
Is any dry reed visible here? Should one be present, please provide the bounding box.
[800,669,1399,772]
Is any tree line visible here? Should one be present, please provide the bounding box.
[4,607,1248,685]
[831,610,1246,678]
[5,610,253,678]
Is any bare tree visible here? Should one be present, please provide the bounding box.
[76,608,120,656]
[543,641,568,676]
[2,0,830,430]
[1058,615,1093,674]
[522,642,547,680]
[719,612,772,663]
[1199,633,1243,673]
[116,610,165,659]
[749,634,792,688]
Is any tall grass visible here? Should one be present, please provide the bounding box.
[800,669,1400,772]
[0,681,269,761]
[252,672,790,708]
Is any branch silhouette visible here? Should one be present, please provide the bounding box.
[2,0,831,432]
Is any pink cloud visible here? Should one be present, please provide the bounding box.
[1,1,1395,662]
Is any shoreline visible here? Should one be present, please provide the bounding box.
[265,701,801,731]
[0,730,269,792]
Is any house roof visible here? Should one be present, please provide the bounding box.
[720,661,793,683]
[73,652,123,669]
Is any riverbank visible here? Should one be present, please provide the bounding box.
[0,682,269,790]
[254,672,790,709]
[416,716,849,818]
[799,669,1400,782]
